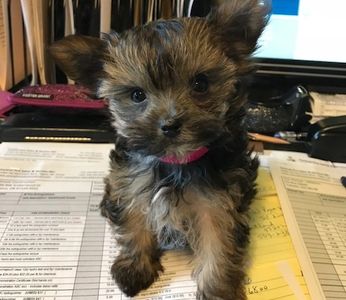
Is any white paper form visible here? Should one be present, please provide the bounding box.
[269,152,346,300]
[0,142,113,163]
[0,143,111,299]
[0,143,197,300]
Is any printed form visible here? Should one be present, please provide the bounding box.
[269,151,346,300]
[0,143,309,299]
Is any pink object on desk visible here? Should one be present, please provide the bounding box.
[12,84,106,109]
[0,84,106,118]
[0,91,15,118]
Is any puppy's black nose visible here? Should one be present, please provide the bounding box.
[160,120,182,138]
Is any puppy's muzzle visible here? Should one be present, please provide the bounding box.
[160,119,182,138]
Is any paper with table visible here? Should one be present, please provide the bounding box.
[0,142,310,299]
[269,151,346,300]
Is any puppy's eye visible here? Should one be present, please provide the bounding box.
[191,73,209,94]
[131,88,147,103]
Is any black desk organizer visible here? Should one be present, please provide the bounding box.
[0,108,115,143]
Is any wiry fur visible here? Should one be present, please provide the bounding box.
[50,1,269,299]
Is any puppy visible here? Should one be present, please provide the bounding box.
[50,1,268,298]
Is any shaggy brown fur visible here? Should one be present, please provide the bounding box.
[50,1,269,299]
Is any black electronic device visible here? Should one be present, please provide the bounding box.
[0,110,115,143]
[307,115,346,163]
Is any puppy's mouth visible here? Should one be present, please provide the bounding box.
[159,146,209,165]
[125,119,224,164]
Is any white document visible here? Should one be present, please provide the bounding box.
[269,151,346,300]
[0,142,113,163]
[0,143,198,300]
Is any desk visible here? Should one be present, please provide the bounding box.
[0,142,311,299]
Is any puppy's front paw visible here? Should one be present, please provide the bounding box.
[111,254,163,297]
[196,287,246,300]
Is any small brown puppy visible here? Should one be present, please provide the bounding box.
[51,1,268,299]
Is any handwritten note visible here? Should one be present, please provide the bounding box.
[246,168,311,300]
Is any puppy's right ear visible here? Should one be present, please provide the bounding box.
[207,0,270,67]
[50,35,108,91]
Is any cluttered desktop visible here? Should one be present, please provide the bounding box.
[0,1,346,300]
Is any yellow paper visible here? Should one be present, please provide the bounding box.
[249,194,297,265]
[255,167,277,197]
[245,168,311,299]
[246,259,310,300]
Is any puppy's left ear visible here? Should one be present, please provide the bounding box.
[207,0,270,64]
[49,34,111,92]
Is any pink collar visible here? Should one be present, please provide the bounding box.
[159,147,209,165]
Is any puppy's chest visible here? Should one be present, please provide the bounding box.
[148,185,202,242]
[123,169,205,224]
[151,186,196,218]
[115,163,237,225]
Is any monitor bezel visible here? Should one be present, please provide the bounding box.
[253,57,346,89]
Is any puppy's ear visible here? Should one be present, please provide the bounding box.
[49,34,110,91]
[207,0,270,62]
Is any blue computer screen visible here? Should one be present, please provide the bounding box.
[255,0,346,64]
[272,0,299,15]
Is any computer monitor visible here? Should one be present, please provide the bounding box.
[254,0,346,87]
